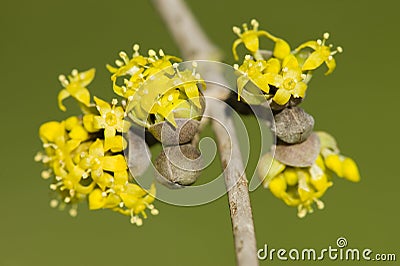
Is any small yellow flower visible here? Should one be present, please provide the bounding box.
[295,32,343,75]
[117,183,158,226]
[234,56,270,100]
[259,131,359,218]
[64,116,89,141]
[88,189,121,210]
[232,19,291,60]
[78,139,128,187]
[265,54,307,105]
[107,45,181,99]
[57,68,95,111]
[38,120,96,209]
[318,131,360,182]
[107,44,148,98]
[126,62,205,128]
[171,62,205,109]
[93,97,129,152]
[143,49,181,77]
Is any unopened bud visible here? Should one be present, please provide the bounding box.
[154,144,202,188]
[273,107,314,144]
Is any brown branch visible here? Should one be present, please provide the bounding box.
[151,0,259,265]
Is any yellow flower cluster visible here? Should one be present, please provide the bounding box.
[233,19,343,106]
[259,132,360,218]
[107,45,205,127]
[36,68,158,226]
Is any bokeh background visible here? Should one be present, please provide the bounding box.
[1,0,399,265]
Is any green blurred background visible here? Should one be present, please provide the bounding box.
[1,0,399,265]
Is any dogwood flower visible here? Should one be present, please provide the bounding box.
[57,68,95,111]
[265,54,307,105]
[232,19,291,60]
[259,131,360,218]
[93,97,129,152]
[295,32,343,75]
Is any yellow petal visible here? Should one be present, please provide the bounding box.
[324,57,336,75]
[114,170,129,186]
[77,68,96,87]
[342,157,360,182]
[104,127,116,139]
[268,175,287,199]
[94,96,111,115]
[282,54,300,69]
[325,154,343,177]
[89,139,104,157]
[302,51,325,71]
[264,58,281,74]
[242,34,259,53]
[83,114,99,133]
[39,121,64,142]
[57,89,70,111]
[75,182,96,195]
[283,168,298,186]
[293,82,307,98]
[232,39,243,61]
[264,72,282,88]
[72,86,91,107]
[315,155,326,171]
[69,125,89,141]
[66,139,81,152]
[101,155,127,172]
[272,88,292,105]
[103,193,121,209]
[298,187,313,202]
[184,83,201,108]
[297,170,314,202]
[65,116,79,130]
[295,41,318,52]
[252,74,270,93]
[106,64,118,73]
[88,189,105,210]
[104,135,127,153]
[273,39,291,60]
[310,164,330,191]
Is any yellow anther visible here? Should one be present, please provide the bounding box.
[251,19,259,28]
[233,26,241,35]
[50,199,59,208]
[69,208,78,217]
[41,170,51,180]
[148,49,156,57]
[115,59,124,67]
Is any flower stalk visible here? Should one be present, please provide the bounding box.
[151,0,259,265]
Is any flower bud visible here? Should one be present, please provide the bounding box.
[149,118,200,146]
[273,107,314,144]
[274,132,320,167]
[154,144,202,188]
